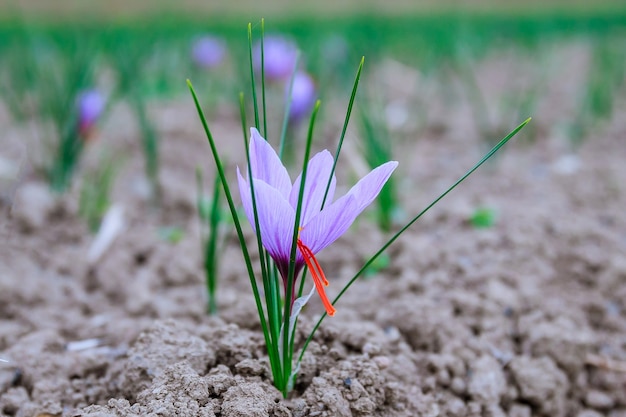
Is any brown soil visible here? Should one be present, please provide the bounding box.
[1,49,625,417]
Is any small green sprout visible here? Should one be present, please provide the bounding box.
[363,253,390,278]
[158,226,185,244]
[79,152,122,232]
[470,207,497,229]
[358,100,400,232]
[196,168,223,315]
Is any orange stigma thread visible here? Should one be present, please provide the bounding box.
[297,239,336,317]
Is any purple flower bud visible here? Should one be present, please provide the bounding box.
[287,72,316,122]
[253,35,298,81]
[192,35,226,69]
[77,89,105,138]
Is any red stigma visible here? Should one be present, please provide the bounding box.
[297,239,336,317]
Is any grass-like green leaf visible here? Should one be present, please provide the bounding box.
[296,117,532,374]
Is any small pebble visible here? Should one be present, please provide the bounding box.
[446,396,466,417]
[577,410,603,417]
[437,369,451,386]
[383,326,401,341]
[362,342,381,356]
[13,183,55,231]
[552,154,581,175]
[373,356,390,370]
[509,404,531,417]
[450,377,466,395]
[585,390,614,410]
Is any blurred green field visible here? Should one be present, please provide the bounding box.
[2,0,624,109]
[1,0,625,194]
[2,0,626,21]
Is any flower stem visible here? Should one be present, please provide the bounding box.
[282,100,321,397]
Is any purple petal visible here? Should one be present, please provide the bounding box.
[298,160,398,254]
[249,128,292,198]
[289,149,336,225]
[346,161,399,213]
[238,169,295,262]
[299,193,358,255]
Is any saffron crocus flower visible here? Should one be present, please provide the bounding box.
[238,128,398,316]
[287,71,316,122]
[253,35,298,81]
[77,89,105,140]
[191,35,226,69]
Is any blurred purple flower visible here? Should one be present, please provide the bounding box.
[77,89,105,140]
[287,71,316,122]
[192,35,226,69]
[253,35,298,81]
[237,128,398,316]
